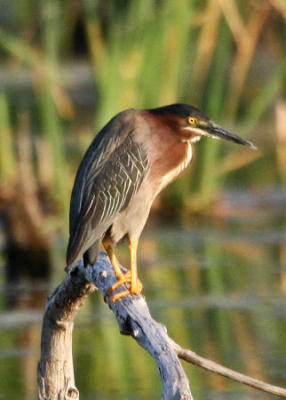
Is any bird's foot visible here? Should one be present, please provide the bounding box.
[106,271,143,302]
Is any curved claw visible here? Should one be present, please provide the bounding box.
[106,271,143,302]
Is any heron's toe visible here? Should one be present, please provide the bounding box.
[106,272,143,303]
[106,272,131,296]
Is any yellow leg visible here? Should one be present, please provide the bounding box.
[129,237,142,294]
[102,238,124,280]
[110,237,143,302]
[103,238,132,300]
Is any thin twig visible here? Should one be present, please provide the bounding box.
[38,253,286,399]
[172,342,286,398]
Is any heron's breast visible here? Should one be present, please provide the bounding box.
[150,141,193,193]
[109,143,192,244]
[109,178,155,243]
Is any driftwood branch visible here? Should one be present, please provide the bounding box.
[174,344,286,397]
[37,252,286,400]
[37,265,96,399]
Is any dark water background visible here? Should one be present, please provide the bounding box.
[0,188,286,399]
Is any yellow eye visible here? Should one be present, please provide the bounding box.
[188,117,197,125]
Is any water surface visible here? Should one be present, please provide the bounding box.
[0,189,286,399]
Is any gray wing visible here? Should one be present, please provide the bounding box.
[67,111,149,267]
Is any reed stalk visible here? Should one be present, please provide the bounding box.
[0,0,284,221]
[0,92,15,188]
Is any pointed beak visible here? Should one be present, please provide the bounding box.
[204,123,257,150]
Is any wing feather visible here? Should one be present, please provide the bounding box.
[67,111,149,267]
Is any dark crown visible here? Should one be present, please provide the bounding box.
[148,103,210,122]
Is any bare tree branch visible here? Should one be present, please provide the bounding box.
[37,266,96,400]
[86,253,193,400]
[37,252,286,400]
[173,343,286,398]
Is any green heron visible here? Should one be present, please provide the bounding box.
[67,104,256,301]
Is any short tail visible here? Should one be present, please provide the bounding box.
[66,237,100,269]
[66,234,82,269]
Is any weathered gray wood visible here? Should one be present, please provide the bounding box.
[173,343,286,398]
[38,252,193,400]
[38,251,286,400]
[37,266,96,400]
[86,253,193,400]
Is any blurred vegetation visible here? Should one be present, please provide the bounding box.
[0,0,285,255]
[1,217,286,399]
[1,3,286,398]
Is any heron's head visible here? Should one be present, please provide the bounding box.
[149,104,257,150]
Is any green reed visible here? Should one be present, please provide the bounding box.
[0,0,285,229]
[0,92,15,187]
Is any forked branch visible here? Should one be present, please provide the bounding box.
[37,252,286,400]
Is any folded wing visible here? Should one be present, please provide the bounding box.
[67,111,149,267]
